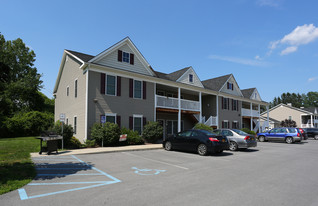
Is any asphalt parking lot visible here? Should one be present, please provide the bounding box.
[2,139,318,206]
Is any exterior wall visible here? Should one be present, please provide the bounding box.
[202,95,217,117]
[54,55,86,142]
[87,70,155,137]
[261,105,305,128]
[220,76,241,96]
[177,68,203,88]
[218,97,241,128]
[94,44,153,76]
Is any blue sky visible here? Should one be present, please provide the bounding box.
[1,0,318,102]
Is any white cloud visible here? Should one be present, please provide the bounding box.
[308,77,318,82]
[209,55,268,67]
[268,24,318,55]
[257,0,281,8]
[255,55,261,60]
[280,46,297,55]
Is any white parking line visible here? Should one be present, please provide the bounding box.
[122,152,189,170]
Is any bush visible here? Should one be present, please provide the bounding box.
[121,127,144,145]
[90,122,120,146]
[241,128,256,135]
[84,139,96,148]
[142,121,163,143]
[5,111,54,137]
[194,123,213,132]
[68,136,82,149]
[50,121,76,149]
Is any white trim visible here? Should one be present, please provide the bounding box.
[178,87,181,132]
[176,67,204,88]
[154,84,157,121]
[105,74,117,96]
[84,68,89,141]
[105,113,117,124]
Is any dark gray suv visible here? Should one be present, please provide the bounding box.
[302,128,318,140]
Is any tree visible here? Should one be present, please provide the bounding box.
[0,33,43,115]
[270,92,318,109]
[280,119,297,127]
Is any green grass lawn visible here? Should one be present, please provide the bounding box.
[0,137,40,195]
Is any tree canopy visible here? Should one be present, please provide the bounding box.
[269,92,318,109]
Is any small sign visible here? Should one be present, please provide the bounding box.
[119,134,127,142]
[100,115,106,124]
[59,113,65,123]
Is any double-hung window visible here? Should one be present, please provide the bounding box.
[74,79,78,98]
[134,80,142,99]
[189,74,193,83]
[106,113,116,124]
[133,115,142,135]
[106,75,116,95]
[73,116,77,134]
[123,52,130,63]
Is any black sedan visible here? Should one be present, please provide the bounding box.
[163,129,229,156]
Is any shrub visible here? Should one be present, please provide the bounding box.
[90,122,120,146]
[241,128,256,135]
[5,111,54,137]
[50,121,75,149]
[142,121,163,143]
[194,123,213,132]
[68,136,82,149]
[84,139,97,148]
[121,127,144,145]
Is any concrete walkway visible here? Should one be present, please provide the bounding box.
[31,144,163,157]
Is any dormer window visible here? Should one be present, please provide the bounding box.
[189,74,193,83]
[227,82,234,90]
[118,50,134,65]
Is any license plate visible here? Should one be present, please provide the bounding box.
[222,139,226,142]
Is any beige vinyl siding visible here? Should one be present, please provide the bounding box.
[87,70,154,137]
[54,55,86,143]
[261,105,304,128]
[94,44,153,76]
[220,76,241,96]
[177,68,203,88]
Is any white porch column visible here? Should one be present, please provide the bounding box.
[258,104,261,132]
[266,105,269,128]
[199,92,202,123]
[250,102,253,131]
[178,87,181,132]
[311,115,313,128]
[216,95,219,129]
[154,84,156,121]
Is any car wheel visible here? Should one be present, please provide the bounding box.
[164,141,172,151]
[314,135,318,140]
[197,144,208,156]
[285,137,293,144]
[258,136,265,142]
[229,142,238,151]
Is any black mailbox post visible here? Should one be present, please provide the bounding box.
[37,135,63,155]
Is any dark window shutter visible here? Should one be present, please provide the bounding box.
[130,53,134,65]
[129,79,133,98]
[222,97,224,110]
[232,83,234,91]
[222,121,224,128]
[143,81,146,99]
[227,82,229,89]
[118,50,122,62]
[116,115,121,128]
[143,117,147,127]
[232,99,234,110]
[101,73,106,94]
[228,98,230,110]
[117,76,121,96]
[129,116,133,130]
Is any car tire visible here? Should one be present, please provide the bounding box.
[197,144,208,156]
[229,141,238,151]
[314,135,318,140]
[285,137,293,144]
[164,141,172,151]
[258,136,265,142]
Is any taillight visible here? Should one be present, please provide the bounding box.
[297,133,300,137]
[244,136,250,140]
[209,137,219,142]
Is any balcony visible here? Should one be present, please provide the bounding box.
[241,108,259,118]
[155,95,200,112]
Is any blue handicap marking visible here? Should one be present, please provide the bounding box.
[18,155,121,200]
[132,167,166,175]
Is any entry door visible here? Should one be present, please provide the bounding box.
[167,120,184,136]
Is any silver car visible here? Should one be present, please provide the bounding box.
[214,129,257,151]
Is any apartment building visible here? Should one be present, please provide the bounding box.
[54,37,269,142]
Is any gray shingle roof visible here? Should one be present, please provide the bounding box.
[241,88,255,99]
[201,74,231,91]
[166,67,191,81]
[65,50,95,62]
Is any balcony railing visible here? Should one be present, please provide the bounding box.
[241,108,260,117]
[155,95,200,111]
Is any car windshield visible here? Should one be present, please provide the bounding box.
[288,128,297,133]
[200,130,216,136]
[232,129,248,135]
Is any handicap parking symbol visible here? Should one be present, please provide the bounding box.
[132,167,166,175]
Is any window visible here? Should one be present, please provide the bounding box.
[232,121,239,129]
[289,116,292,120]
[178,130,192,137]
[227,82,234,90]
[123,52,130,63]
[106,75,116,95]
[74,79,78,98]
[222,120,229,129]
[167,120,184,135]
[232,100,238,111]
[106,113,116,124]
[134,80,142,99]
[222,97,230,110]
[189,74,193,83]
[66,86,69,96]
[133,115,142,135]
[66,118,68,125]
[73,116,77,134]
